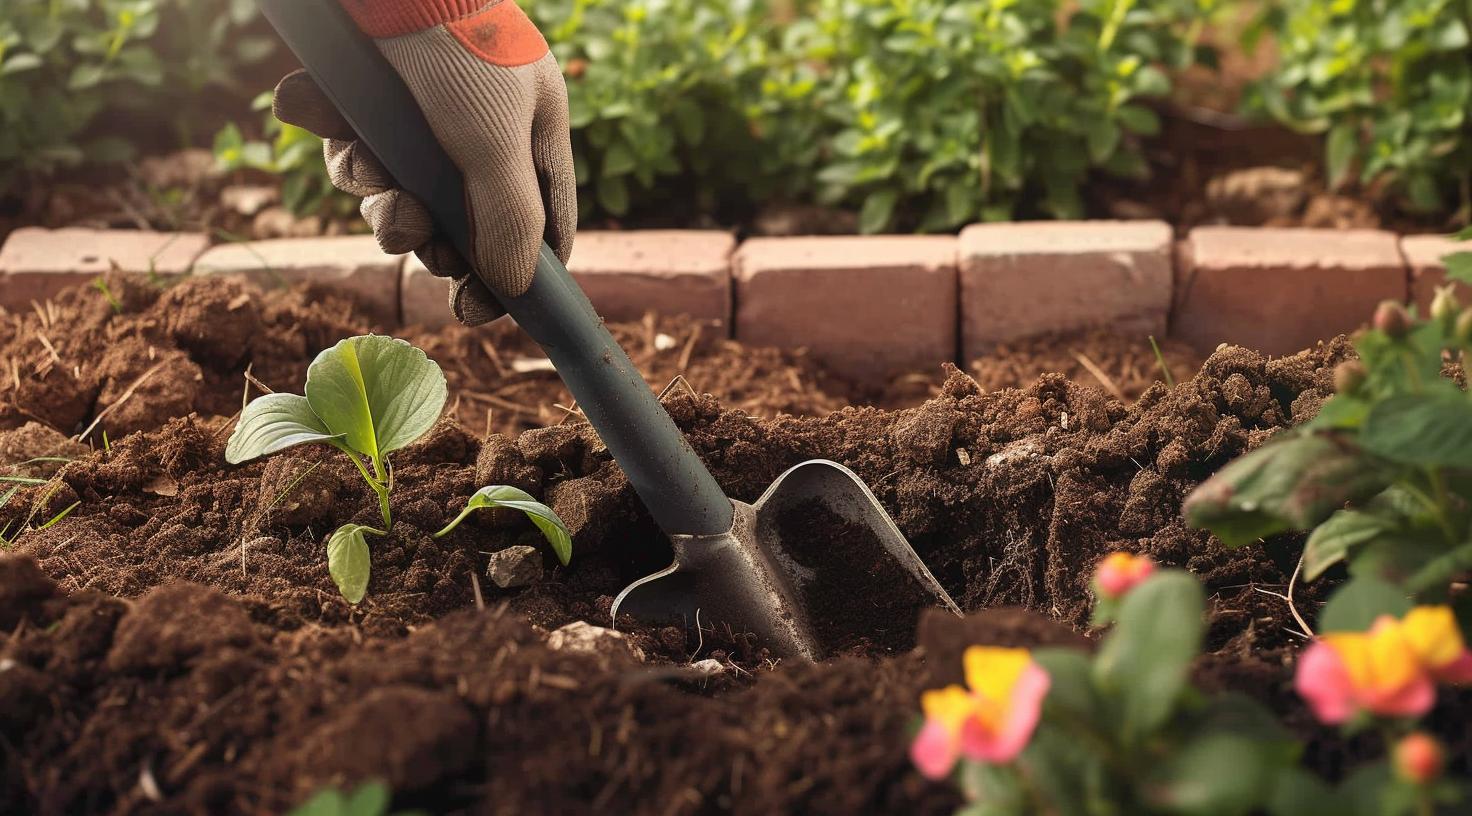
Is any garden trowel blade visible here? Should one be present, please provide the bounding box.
[611,459,961,661]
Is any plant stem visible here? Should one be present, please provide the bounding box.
[433,505,474,539]
[371,456,392,531]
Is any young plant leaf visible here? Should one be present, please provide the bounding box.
[1361,391,1472,468]
[1184,432,1397,548]
[225,393,341,464]
[1148,733,1280,816]
[304,336,447,460]
[439,486,572,565]
[1303,509,1396,581]
[326,523,378,604]
[1317,576,1412,633]
[1443,251,1472,285]
[1093,571,1204,742]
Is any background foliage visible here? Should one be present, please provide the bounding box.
[2,0,1470,226]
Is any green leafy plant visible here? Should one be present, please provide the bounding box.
[1186,269,1472,617]
[288,781,424,816]
[752,0,1214,231]
[1248,0,1472,216]
[0,0,275,192]
[225,335,570,603]
[214,91,357,218]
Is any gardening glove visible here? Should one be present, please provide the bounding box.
[271,0,577,326]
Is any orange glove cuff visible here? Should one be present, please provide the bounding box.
[339,0,498,38]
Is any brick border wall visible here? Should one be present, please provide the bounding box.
[1,224,1454,382]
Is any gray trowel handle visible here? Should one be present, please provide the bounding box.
[256,0,735,538]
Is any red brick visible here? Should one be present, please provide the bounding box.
[959,221,1172,360]
[0,227,208,309]
[1403,234,1470,316]
[193,236,403,325]
[1173,227,1406,356]
[733,236,957,382]
[568,230,733,325]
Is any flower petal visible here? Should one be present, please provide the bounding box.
[959,663,1050,763]
[1296,640,1358,725]
[911,718,961,780]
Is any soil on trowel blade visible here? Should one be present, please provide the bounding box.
[2,275,1450,814]
[776,500,932,656]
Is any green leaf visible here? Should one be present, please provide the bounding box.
[1443,252,1472,286]
[304,336,447,461]
[1267,768,1344,816]
[1303,510,1396,581]
[597,175,629,215]
[601,140,637,177]
[858,189,898,234]
[1032,648,1098,721]
[1116,104,1161,136]
[1325,123,1357,188]
[1318,577,1412,633]
[343,781,391,816]
[455,485,571,564]
[225,393,342,464]
[327,523,377,604]
[68,62,105,90]
[1184,432,1397,548]
[1093,571,1204,741]
[1361,392,1472,468]
[1149,733,1280,816]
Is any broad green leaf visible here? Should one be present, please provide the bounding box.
[1032,648,1097,721]
[1184,432,1397,548]
[1093,571,1203,742]
[1303,510,1396,581]
[305,336,447,461]
[225,393,341,464]
[1318,576,1411,633]
[327,523,376,604]
[1267,768,1344,816]
[1443,251,1472,286]
[1325,123,1357,187]
[1149,733,1279,816]
[858,189,898,234]
[1361,392,1472,468]
[597,174,629,215]
[459,485,572,564]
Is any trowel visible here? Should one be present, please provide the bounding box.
[257,0,960,660]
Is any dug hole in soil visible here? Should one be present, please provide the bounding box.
[1,275,1461,814]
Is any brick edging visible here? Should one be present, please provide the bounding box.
[1,224,1451,383]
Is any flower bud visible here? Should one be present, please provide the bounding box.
[1431,286,1460,325]
[1457,309,1472,347]
[1394,732,1444,785]
[1333,360,1366,395]
[1095,552,1155,598]
[1373,300,1411,339]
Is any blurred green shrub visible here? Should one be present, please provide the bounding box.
[759,0,1216,231]
[0,0,274,193]
[214,91,355,219]
[1249,0,1472,215]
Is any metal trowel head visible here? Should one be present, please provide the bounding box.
[612,459,961,661]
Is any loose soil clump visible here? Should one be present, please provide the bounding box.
[0,277,1425,815]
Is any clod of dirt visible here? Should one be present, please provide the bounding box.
[917,607,1091,688]
[487,545,543,589]
[891,402,958,465]
[0,555,57,630]
[0,422,87,478]
[474,433,544,494]
[106,582,258,672]
[95,340,202,436]
[256,454,343,528]
[969,329,1202,403]
[159,277,261,368]
[1204,166,1307,225]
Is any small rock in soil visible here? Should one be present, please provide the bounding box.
[220,184,279,217]
[487,545,542,589]
[1204,166,1306,225]
[0,422,88,479]
[690,658,725,677]
[548,621,645,663]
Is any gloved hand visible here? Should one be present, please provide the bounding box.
[272,0,577,326]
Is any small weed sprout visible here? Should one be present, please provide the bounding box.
[226,335,570,603]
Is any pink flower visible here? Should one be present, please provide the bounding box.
[1295,606,1472,725]
[1094,552,1155,599]
[910,646,1050,779]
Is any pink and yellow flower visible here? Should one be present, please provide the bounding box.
[1094,552,1156,599]
[1295,605,1472,725]
[910,646,1050,780]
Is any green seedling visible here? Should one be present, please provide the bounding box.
[1149,335,1175,388]
[287,781,424,816]
[226,335,570,603]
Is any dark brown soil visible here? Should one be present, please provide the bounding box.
[0,275,1438,815]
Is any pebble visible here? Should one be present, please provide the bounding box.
[547,621,646,662]
[486,545,542,589]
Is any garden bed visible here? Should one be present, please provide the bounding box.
[2,277,1461,814]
